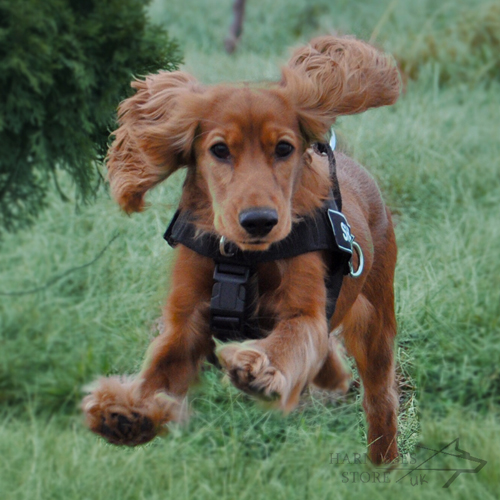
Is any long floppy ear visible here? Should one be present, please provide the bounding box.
[280,36,401,142]
[107,71,203,213]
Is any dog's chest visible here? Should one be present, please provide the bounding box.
[253,261,284,332]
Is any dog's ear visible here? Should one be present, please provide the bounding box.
[107,71,204,213]
[280,36,401,143]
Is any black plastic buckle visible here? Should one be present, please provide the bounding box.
[210,262,252,339]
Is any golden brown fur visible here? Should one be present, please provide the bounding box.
[82,36,401,463]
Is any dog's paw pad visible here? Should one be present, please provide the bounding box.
[98,411,156,446]
[217,345,287,401]
[81,376,178,446]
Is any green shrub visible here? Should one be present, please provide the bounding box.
[0,0,182,235]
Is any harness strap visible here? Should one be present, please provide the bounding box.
[314,142,342,212]
[164,206,347,266]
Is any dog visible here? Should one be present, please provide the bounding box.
[82,36,401,464]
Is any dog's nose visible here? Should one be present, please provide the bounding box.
[239,208,278,237]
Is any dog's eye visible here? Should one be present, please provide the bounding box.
[210,143,231,160]
[275,141,294,159]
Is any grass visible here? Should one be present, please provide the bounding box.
[1,0,499,498]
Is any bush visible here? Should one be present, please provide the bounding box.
[0,0,182,235]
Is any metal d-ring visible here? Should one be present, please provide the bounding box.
[219,236,235,257]
[349,241,364,278]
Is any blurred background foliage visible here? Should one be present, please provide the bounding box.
[0,0,182,235]
[0,0,499,498]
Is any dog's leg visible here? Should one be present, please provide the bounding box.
[312,331,351,393]
[82,247,214,445]
[342,293,399,464]
[217,253,330,411]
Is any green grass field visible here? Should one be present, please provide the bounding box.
[1,0,499,498]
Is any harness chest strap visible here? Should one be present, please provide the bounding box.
[164,144,357,342]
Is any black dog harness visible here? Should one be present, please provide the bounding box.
[164,143,357,342]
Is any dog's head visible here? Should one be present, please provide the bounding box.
[107,36,400,251]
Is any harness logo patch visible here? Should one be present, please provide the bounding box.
[341,222,351,243]
[327,209,353,254]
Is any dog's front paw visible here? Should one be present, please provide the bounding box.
[216,343,288,402]
[82,376,180,446]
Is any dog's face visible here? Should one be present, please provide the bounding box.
[193,87,305,250]
[107,36,400,250]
